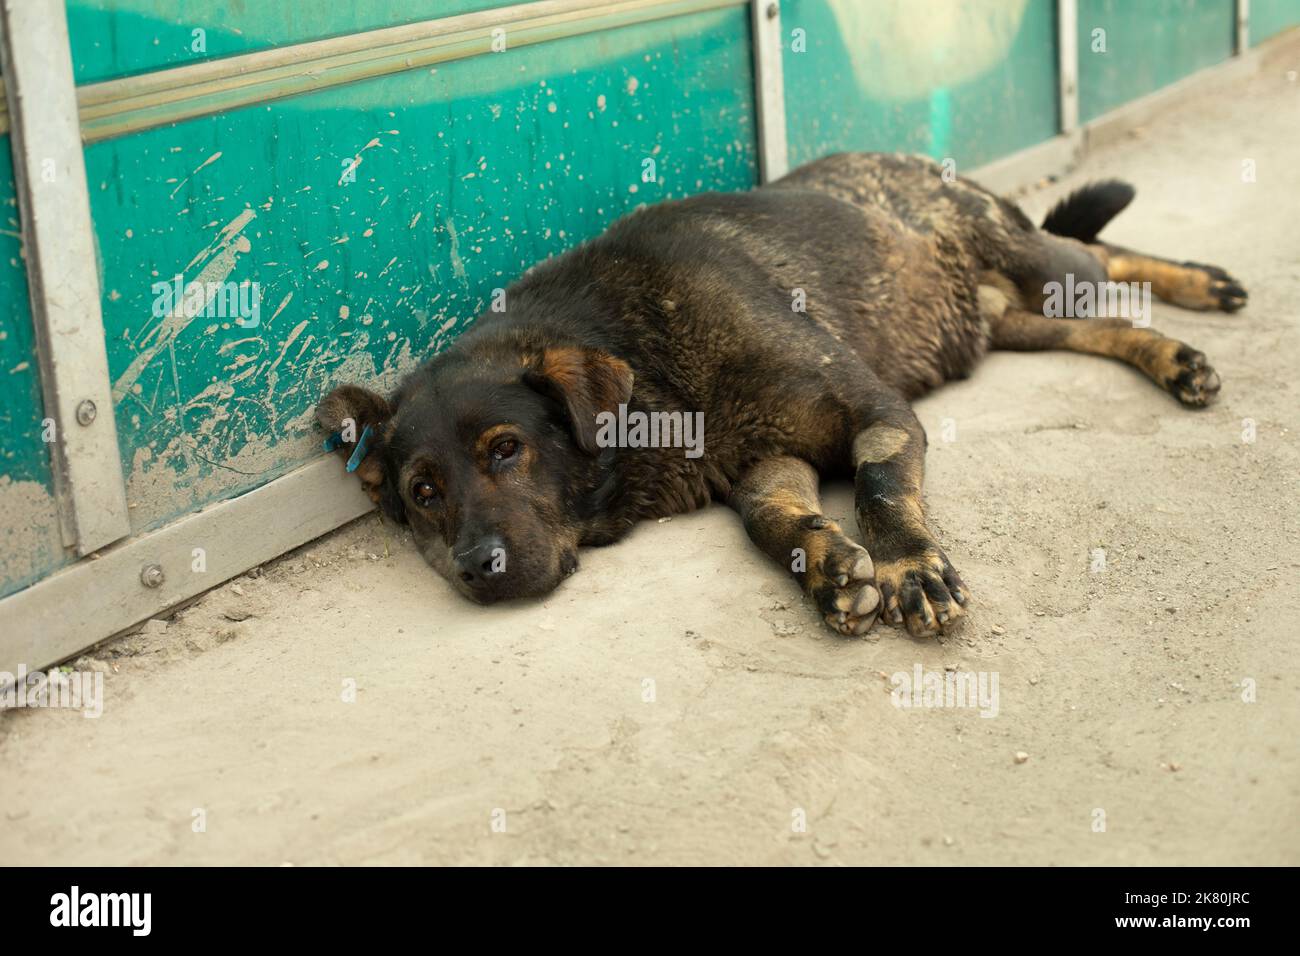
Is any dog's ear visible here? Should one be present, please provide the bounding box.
[316,384,402,519]
[524,347,634,455]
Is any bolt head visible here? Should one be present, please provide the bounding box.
[767,2,779,19]
[75,400,97,426]
[140,564,164,588]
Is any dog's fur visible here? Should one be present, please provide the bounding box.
[317,152,1246,637]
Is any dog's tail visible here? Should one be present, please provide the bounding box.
[1040,180,1135,243]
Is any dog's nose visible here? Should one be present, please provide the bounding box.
[453,535,508,587]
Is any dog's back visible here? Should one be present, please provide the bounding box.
[522,152,1007,401]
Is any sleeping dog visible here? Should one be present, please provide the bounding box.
[317,152,1245,637]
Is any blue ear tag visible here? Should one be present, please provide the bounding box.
[345,424,374,473]
[323,432,344,452]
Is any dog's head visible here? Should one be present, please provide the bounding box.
[316,344,633,604]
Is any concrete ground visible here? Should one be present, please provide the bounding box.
[2,63,1297,867]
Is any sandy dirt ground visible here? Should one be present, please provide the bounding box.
[3,65,1298,867]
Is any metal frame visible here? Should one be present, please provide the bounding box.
[750,0,789,182]
[1057,0,1079,134]
[0,457,372,678]
[0,0,130,556]
[1059,0,1255,136]
[0,0,748,142]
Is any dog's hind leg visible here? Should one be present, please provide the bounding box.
[728,456,880,636]
[1037,180,1247,312]
[1096,245,1248,313]
[850,396,969,638]
[989,307,1222,406]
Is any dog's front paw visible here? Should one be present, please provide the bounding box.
[805,530,880,637]
[1165,344,1221,407]
[875,548,969,638]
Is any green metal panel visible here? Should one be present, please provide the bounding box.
[1077,0,1235,123]
[0,0,1275,607]
[67,0,511,84]
[0,135,72,598]
[1251,0,1300,44]
[781,0,1059,170]
[83,7,757,533]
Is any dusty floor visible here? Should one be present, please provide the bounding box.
[3,65,1298,867]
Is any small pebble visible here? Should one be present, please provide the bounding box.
[1014,751,1029,764]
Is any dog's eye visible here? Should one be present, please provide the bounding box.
[411,480,439,507]
[491,438,519,462]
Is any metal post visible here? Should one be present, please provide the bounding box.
[1058,0,1079,133]
[0,0,131,554]
[751,1,789,182]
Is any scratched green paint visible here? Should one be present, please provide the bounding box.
[67,0,514,85]
[1077,0,1235,123]
[0,138,45,483]
[84,8,757,533]
[1251,0,1300,44]
[781,0,1059,170]
[0,134,73,597]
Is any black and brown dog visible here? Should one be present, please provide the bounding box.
[317,153,1245,638]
